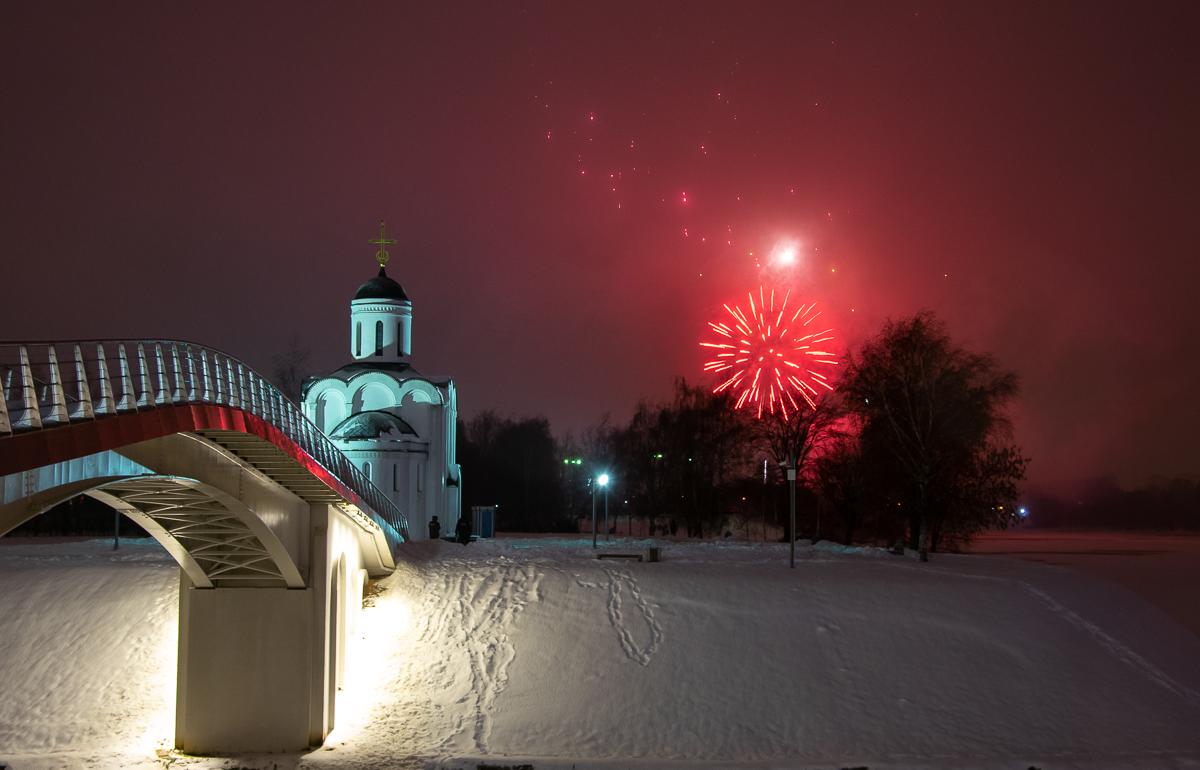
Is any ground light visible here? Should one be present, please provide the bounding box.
[592,473,611,548]
[136,594,179,759]
[327,585,414,745]
[598,473,611,541]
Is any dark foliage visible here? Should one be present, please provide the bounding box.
[270,335,311,404]
[1028,476,1200,529]
[8,495,149,538]
[457,411,569,532]
[599,379,757,537]
[839,312,1027,556]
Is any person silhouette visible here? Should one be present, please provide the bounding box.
[428,515,441,541]
[455,515,472,545]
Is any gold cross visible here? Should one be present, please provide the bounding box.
[368,220,397,268]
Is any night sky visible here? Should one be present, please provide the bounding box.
[3,3,1197,492]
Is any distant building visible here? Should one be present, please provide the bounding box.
[302,225,461,540]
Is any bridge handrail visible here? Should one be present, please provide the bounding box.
[0,340,408,541]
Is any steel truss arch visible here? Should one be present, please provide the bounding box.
[87,475,305,588]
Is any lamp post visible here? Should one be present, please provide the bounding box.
[787,453,797,569]
[598,473,611,542]
[591,477,597,549]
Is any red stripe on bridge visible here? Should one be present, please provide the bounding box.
[0,405,363,509]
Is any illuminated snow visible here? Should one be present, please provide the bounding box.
[2,535,1200,770]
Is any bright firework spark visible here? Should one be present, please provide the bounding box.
[700,287,839,419]
[771,239,800,267]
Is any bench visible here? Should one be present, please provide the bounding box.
[596,552,643,561]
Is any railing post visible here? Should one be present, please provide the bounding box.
[153,345,169,405]
[225,358,240,409]
[237,365,250,412]
[215,355,227,405]
[40,346,70,426]
[169,345,185,403]
[250,375,262,417]
[116,345,136,412]
[68,344,95,421]
[185,346,198,402]
[94,344,115,416]
[13,346,43,430]
[0,379,9,434]
[135,343,153,408]
[200,350,213,402]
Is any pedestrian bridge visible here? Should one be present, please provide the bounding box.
[0,339,411,753]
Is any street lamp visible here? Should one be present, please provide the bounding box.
[786,454,797,569]
[598,473,611,542]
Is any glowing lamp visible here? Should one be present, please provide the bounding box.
[597,473,610,487]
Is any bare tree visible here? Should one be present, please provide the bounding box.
[757,392,844,481]
[271,335,311,404]
[843,312,1023,561]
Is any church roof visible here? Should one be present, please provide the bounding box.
[353,266,410,302]
[328,410,419,440]
[300,361,453,400]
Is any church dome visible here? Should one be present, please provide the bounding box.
[328,410,418,440]
[354,267,409,302]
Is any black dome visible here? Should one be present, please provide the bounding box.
[353,267,409,302]
[328,410,418,440]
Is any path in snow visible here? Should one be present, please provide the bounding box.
[969,529,1200,638]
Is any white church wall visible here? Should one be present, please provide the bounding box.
[354,382,395,413]
[316,390,347,434]
[350,300,412,361]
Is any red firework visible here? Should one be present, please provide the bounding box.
[700,287,839,419]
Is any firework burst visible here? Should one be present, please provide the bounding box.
[700,287,839,419]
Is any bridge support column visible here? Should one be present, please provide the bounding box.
[174,575,318,753]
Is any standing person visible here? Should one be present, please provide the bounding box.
[428,515,441,541]
[455,515,472,545]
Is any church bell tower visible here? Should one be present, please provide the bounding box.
[350,221,413,362]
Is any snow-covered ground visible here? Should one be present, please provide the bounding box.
[968,529,1200,639]
[2,534,1200,770]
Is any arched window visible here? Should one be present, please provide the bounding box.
[397,322,404,356]
[355,323,362,358]
[317,391,345,433]
[362,460,372,481]
[374,320,384,356]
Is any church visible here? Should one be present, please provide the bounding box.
[301,223,461,541]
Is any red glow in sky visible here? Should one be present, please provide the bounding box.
[1,3,1198,491]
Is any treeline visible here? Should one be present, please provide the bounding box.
[464,312,1029,556]
[8,495,149,538]
[8,312,1036,552]
[457,412,568,532]
[1029,477,1200,529]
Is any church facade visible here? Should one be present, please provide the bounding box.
[301,226,461,541]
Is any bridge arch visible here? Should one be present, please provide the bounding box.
[1,339,410,751]
[0,472,305,588]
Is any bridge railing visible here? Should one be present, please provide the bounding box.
[0,340,408,541]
